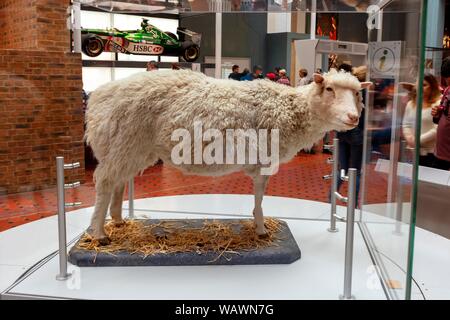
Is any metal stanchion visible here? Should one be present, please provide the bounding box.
[323,138,339,233]
[128,177,134,219]
[394,140,406,235]
[56,157,71,281]
[55,156,81,281]
[339,168,357,300]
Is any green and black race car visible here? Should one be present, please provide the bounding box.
[81,19,201,62]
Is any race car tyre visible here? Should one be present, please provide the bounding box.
[182,44,200,62]
[165,32,178,41]
[82,35,104,57]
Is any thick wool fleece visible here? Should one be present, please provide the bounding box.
[85,68,363,240]
[85,69,360,185]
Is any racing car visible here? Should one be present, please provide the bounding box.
[81,19,201,62]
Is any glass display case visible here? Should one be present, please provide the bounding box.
[0,0,433,300]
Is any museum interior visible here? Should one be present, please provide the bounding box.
[1,0,450,301]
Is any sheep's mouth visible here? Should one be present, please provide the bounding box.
[343,122,358,128]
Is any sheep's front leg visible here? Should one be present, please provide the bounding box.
[252,174,270,236]
[89,179,113,245]
[110,183,125,226]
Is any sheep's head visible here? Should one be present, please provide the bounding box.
[310,69,372,131]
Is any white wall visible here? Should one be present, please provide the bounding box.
[82,67,113,92]
[267,13,291,34]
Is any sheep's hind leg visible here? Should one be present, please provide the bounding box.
[109,182,125,227]
[252,174,270,237]
[89,176,114,245]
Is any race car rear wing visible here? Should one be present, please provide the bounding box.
[177,27,201,46]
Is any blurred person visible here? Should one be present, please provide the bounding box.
[228,64,241,80]
[338,63,353,73]
[241,65,263,81]
[276,69,291,86]
[147,60,158,71]
[370,79,396,157]
[274,67,281,81]
[240,68,250,80]
[432,57,450,170]
[265,72,277,81]
[334,64,367,205]
[298,68,309,86]
[82,89,88,114]
[402,74,441,167]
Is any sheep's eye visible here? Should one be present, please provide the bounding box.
[356,92,359,96]
[326,87,334,92]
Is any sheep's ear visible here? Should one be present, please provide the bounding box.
[313,73,324,85]
[360,81,373,89]
[399,82,415,92]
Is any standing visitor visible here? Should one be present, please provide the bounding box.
[334,65,367,205]
[402,74,441,167]
[172,62,181,70]
[338,63,353,73]
[146,60,159,71]
[298,68,309,86]
[276,69,291,86]
[432,57,450,170]
[241,65,263,81]
[274,67,281,81]
[228,65,241,80]
[265,72,277,81]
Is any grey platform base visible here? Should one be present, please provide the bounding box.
[68,219,301,267]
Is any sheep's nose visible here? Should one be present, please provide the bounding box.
[347,113,359,123]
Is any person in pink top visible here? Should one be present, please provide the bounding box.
[276,69,291,86]
[431,57,450,170]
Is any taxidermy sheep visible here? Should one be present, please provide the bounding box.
[85,69,371,244]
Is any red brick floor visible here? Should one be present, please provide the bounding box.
[0,152,389,232]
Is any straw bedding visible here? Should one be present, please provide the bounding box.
[76,218,283,262]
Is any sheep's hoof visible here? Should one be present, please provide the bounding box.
[255,226,269,238]
[113,220,126,227]
[96,236,111,246]
[257,232,270,239]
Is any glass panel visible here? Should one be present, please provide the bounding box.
[359,0,425,300]
[1,0,428,300]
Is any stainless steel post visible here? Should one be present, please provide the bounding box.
[340,168,357,300]
[72,1,82,53]
[310,0,317,40]
[56,157,71,281]
[128,177,134,219]
[215,11,222,79]
[328,138,339,233]
[394,140,406,235]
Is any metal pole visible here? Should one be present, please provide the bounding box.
[215,11,222,79]
[394,140,406,235]
[56,157,71,281]
[72,1,82,53]
[340,168,357,300]
[328,138,339,232]
[377,9,384,42]
[310,0,317,40]
[128,177,134,219]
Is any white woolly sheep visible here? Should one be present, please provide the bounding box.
[85,69,371,244]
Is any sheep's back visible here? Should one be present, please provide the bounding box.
[85,70,298,165]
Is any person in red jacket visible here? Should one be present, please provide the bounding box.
[431,57,450,170]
